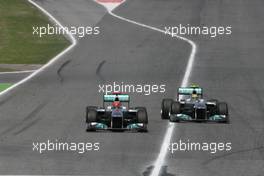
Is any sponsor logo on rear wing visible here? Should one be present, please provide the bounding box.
[178,87,203,95]
[103,94,130,102]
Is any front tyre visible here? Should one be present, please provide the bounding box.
[217,102,229,123]
[161,99,173,119]
[86,107,98,123]
[170,101,181,122]
[136,107,148,124]
[171,101,181,114]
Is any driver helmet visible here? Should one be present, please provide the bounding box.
[192,90,198,99]
[112,96,121,108]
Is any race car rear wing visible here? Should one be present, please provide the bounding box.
[103,94,130,102]
[103,94,130,108]
[177,87,203,100]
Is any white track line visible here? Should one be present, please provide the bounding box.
[0,0,77,97]
[95,1,197,176]
[0,70,36,75]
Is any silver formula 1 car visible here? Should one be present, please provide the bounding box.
[161,85,229,123]
[86,92,148,132]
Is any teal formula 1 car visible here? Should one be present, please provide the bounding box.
[86,92,148,132]
[161,85,229,123]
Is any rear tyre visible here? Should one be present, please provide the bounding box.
[161,99,173,119]
[217,102,229,123]
[137,107,148,124]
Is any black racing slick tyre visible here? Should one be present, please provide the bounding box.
[170,102,181,122]
[171,101,181,114]
[217,102,229,123]
[161,99,173,119]
[136,107,148,124]
[86,107,98,123]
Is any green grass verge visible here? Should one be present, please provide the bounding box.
[0,68,16,72]
[0,0,70,64]
[0,83,13,92]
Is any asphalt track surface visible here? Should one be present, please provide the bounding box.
[0,72,30,83]
[0,0,264,175]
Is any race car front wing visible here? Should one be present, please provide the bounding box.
[169,114,228,123]
[86,122,148,132]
